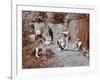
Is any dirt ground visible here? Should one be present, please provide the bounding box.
[22,42,89,69]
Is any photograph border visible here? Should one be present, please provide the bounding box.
[12,3,97,80]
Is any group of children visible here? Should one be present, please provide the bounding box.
[56,31,82,51]
[29,22,82,58]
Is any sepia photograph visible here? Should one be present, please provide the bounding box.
[22,11,89,69]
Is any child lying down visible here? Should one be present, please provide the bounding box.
[57,38,82,51]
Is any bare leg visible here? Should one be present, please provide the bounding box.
[35,48,40,58]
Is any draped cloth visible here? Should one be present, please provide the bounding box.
[77,17,89,49]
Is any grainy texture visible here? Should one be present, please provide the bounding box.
[22,11,89,69]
